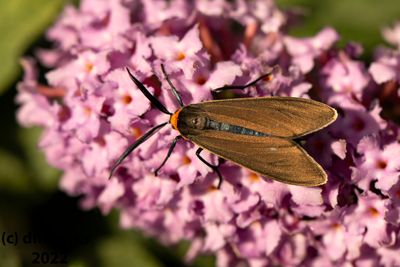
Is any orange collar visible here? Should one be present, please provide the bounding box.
[169,108,182,130]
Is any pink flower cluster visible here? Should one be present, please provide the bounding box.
[16,0,400,266]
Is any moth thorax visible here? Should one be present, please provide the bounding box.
[180,114,208,130]
[189,115,207,130]
[177,106,208,135]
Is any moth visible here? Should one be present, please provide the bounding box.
[109,65,337,187]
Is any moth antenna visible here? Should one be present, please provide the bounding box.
[212,65,280,93]
[108,122,168,179]
[126,67,172,115]
[161,64,184,107]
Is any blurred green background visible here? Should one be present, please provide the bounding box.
[0,0,398,266]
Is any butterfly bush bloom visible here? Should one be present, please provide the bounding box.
[16,0,400,266]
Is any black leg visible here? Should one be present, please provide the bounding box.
[154,136,182,176]
[196,148,223,189]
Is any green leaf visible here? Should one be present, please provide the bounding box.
[276,0,400,55]
[174,241,215,267]
[0,246,21,267]
[97,233,163,267]
[0,0,65,94]
[0,148,31,193]
[18,127,60,192]
[68,260,89,267]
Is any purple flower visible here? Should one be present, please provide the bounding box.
[327,96,386,146]
[98,178,125,213]
[105,68,152,132]
[142,0,191,29]
[16,59,58,127]
[230,0,285,33]
[311,210,348,261]
[151,25,208,79]
[284,27,339,73]
[321,51,370,99]
[382,21,400,49]
[369,48,400,84]
[81,0,132,51]
[16,0,400,266]
[352,136,400,192]
[62,92,104,142]
[344,194,389,248]
[81,131,128,177]
[378,243,400,267]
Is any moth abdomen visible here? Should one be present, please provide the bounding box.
[205,119,270,137]
[177,106,270,137]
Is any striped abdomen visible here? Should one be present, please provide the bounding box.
[205,119,269,136]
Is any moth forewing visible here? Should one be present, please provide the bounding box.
[183,127,328,186]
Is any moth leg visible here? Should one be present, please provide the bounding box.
[154,136,182,176]
[196,148,223,189]
[212,66,278,93]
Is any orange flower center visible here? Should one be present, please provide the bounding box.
[368,207,379,217]
[85,62,94,73]
[208,185,218,192]
[195,75,207,85]
[376,159,387,169]
[330,222,342,230]
[263,73,273,82]
[182,155,191,165]
[176,51,186,61]
[83,106,92,117]
[248,172,260,183]
[94,136,106,147]
[130,127,142,139]
[122,94,133,105]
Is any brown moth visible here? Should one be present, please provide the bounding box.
[109,65,337,188]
